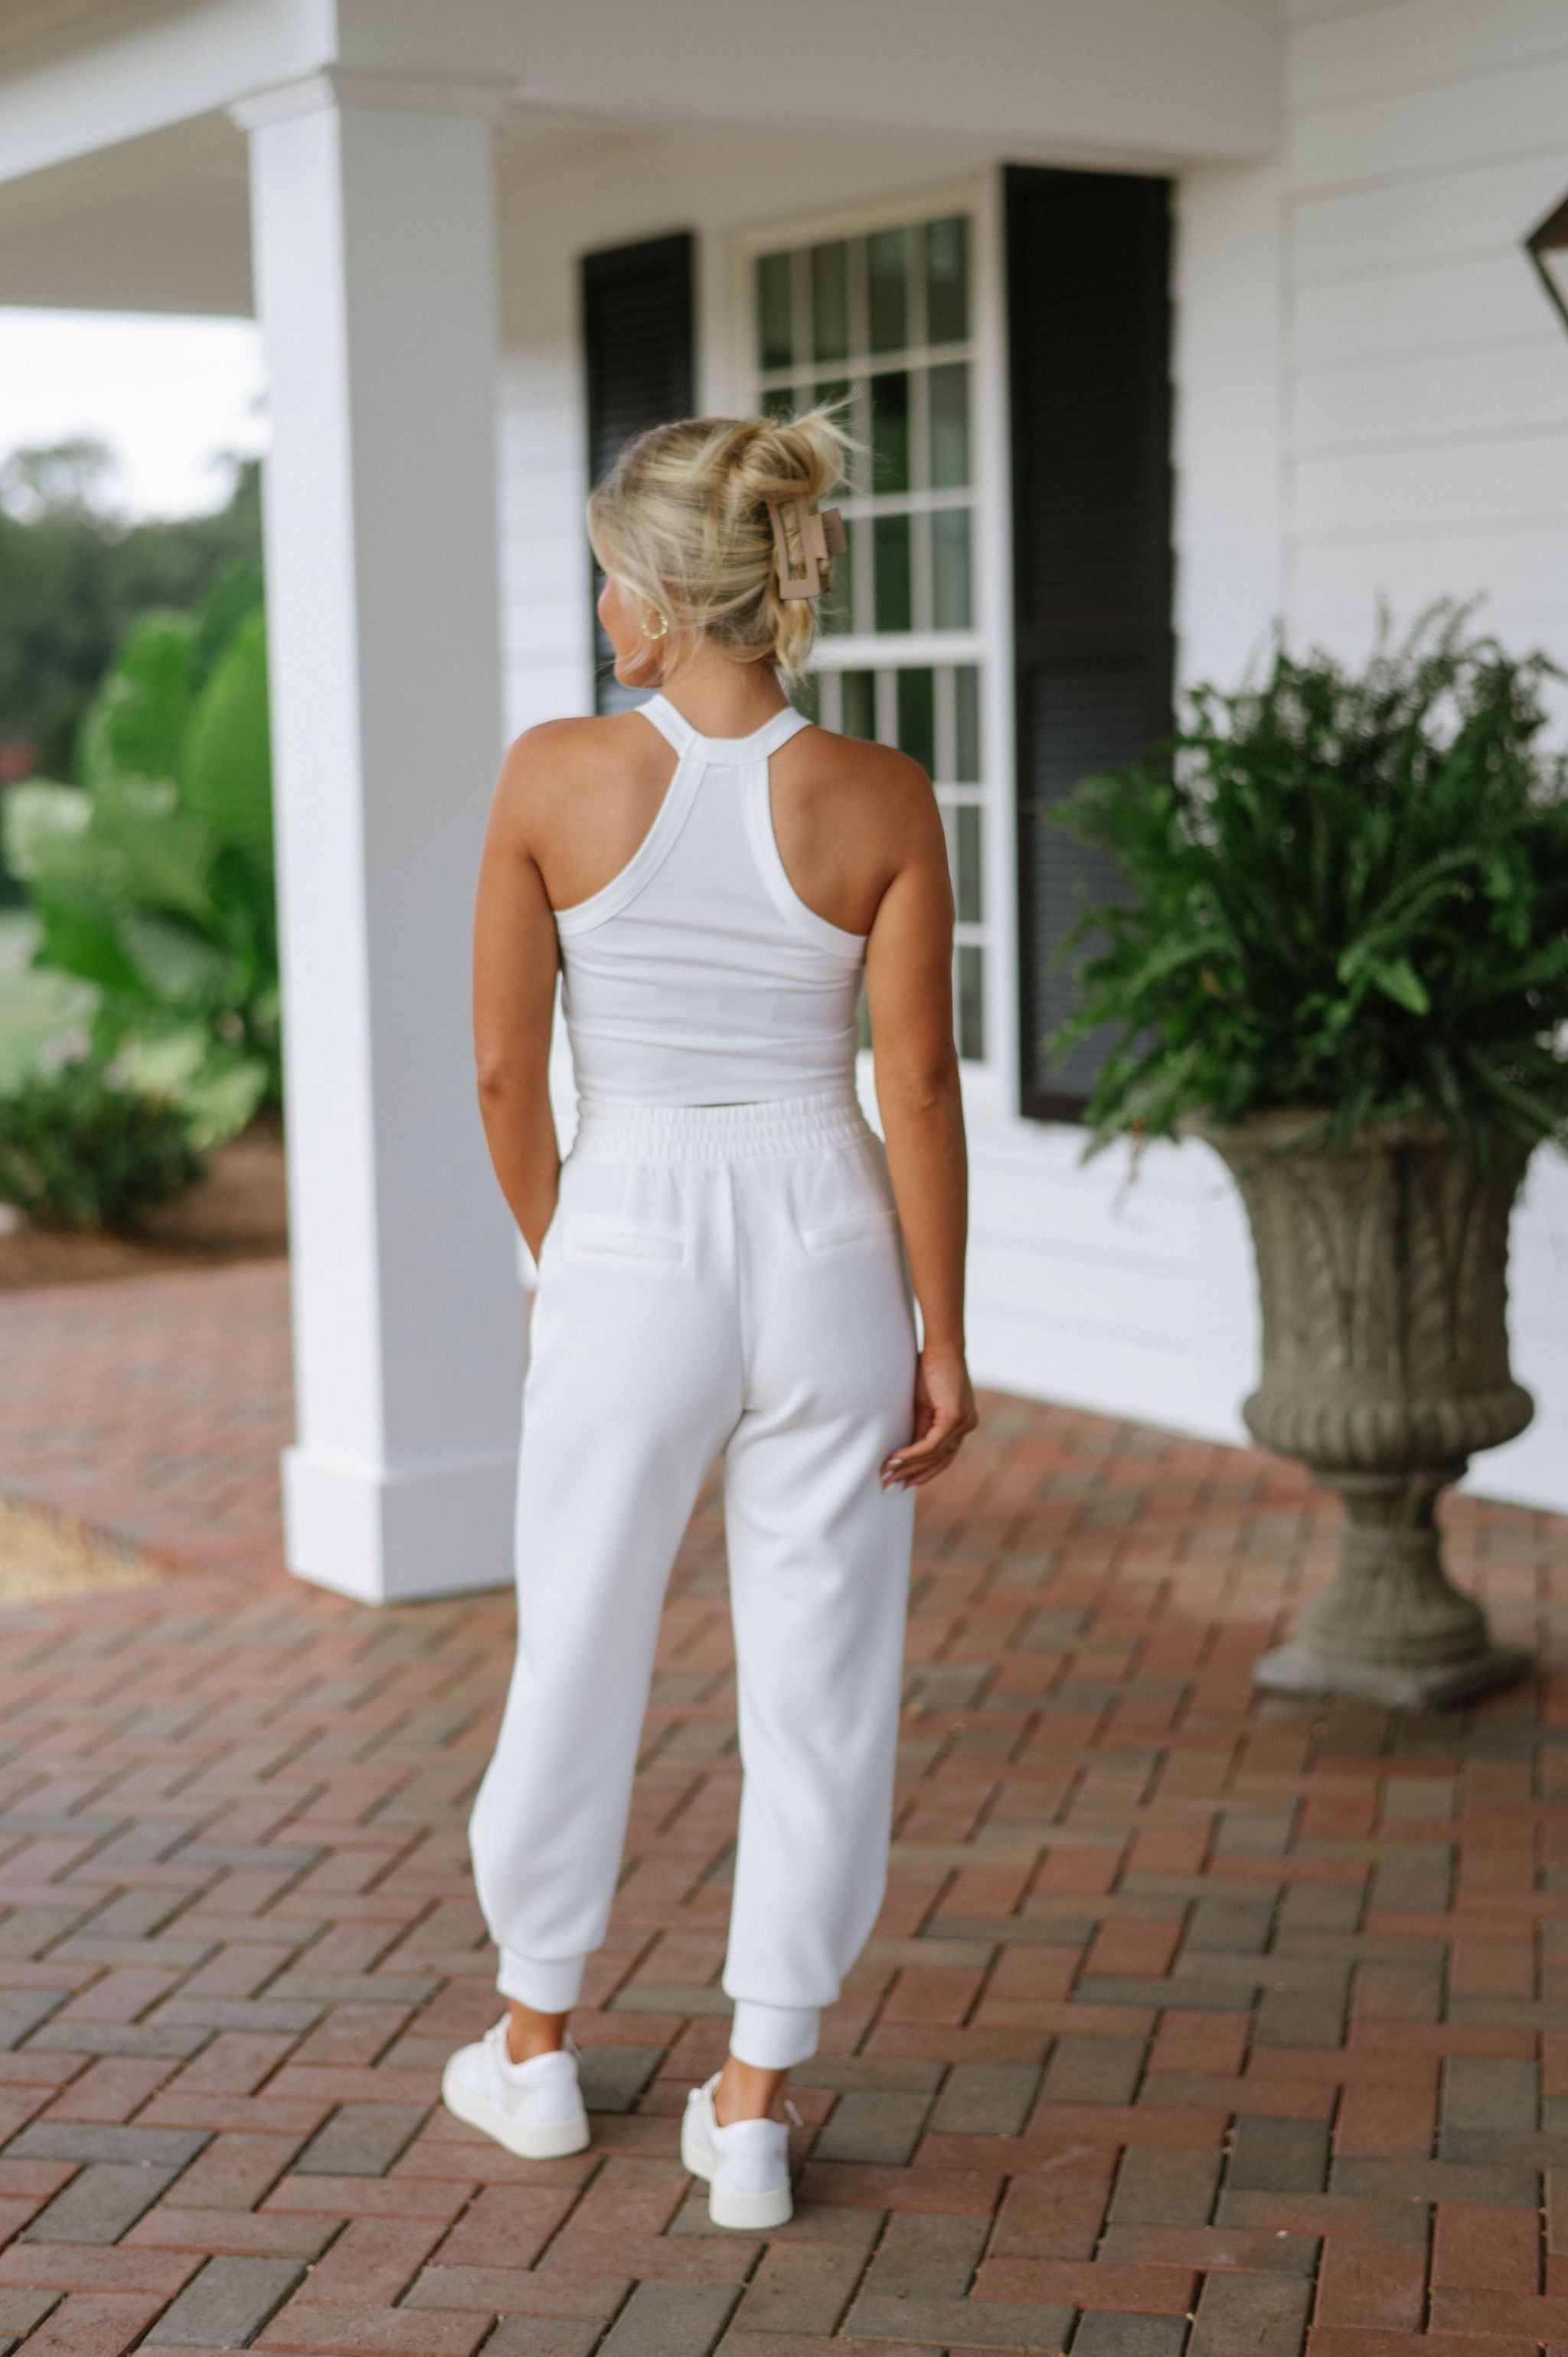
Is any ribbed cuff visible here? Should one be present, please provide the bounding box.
[497,1947,584,2012]
[729,2000,819,2069]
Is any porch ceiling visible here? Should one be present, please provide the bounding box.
[0,107,250,313]
[0,0,130,69]
[0,0,1283,201]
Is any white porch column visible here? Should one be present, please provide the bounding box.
[234,71,524,1605]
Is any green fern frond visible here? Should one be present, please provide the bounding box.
[1044,600,1568,1152]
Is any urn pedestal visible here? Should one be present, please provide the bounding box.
[1191,1111,1534,1710]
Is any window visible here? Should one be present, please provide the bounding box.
[751,206,991,1063]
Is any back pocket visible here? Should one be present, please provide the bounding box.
[564,1224,684,1264]
[801,1206,900,1254]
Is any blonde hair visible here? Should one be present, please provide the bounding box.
[586,411,849,685]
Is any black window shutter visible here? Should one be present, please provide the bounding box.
[1007,166,1174,1120]
[581,231,696,712]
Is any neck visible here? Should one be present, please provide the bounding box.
[655,639,789,738]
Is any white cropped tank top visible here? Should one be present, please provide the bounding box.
[555,695,865,1107]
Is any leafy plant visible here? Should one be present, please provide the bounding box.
[0,439,262,793]
[0,1059,204,1232]
[2,564,276,1147]
[1047,603,1568,1154]
[0,910,95,1094]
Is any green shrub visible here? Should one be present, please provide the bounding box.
[2,564,276,1146]
[0,1059,205,1233]
[1048,603,1568,1153]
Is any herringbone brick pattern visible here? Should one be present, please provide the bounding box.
[2,1270,1568,2352]
[0,1266,289,1578]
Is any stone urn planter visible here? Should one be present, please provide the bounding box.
[1188,1108,1534,1708]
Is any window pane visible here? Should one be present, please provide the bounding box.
[957,944,985,1061]
[925,216,969,344]
[761,383,796,423]
[873,515,913,632]
[841,669,877,740]
[816,378,858,495]
[818,517,854,636]
[757,251,793,371]
[812,241,849,364]
[896,669,935,775]
[955,665,981,780]
[871,371,910,493]
[867,227,909,353]
[792,672,822,724]
[955,803,983,922]
[931,508,972,629]
[928,361,970,489]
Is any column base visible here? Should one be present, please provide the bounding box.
[1253,1639,1534,1712]
[283,1446,517,1604]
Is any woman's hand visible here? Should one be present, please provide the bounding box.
[882,1344,978,1489]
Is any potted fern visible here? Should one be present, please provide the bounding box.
[1050,606,1568,1707]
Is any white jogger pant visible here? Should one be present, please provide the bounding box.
[469,1088,916,2070]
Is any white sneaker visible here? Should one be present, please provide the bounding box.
[680,2071,793,2229]
[441,2020,590,2159]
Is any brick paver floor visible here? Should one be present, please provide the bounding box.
[0,1266,290,1577]
[2,1268,1568,2354]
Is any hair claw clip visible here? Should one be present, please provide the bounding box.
[768,497,848,600]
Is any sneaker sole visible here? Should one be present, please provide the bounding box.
[707,2180,794,2229]
[442,2060,590,2159]
[681,2115,792,2230]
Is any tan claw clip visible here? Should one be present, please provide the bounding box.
[769,497,848,600]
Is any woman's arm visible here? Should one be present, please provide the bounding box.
[865,786,978,1489]
[472,762,562,1261]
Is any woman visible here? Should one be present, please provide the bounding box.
[444,414,976,2231]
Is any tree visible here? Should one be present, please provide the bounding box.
[0,438,263,815]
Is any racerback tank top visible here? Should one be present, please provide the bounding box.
[555,694,866,1107]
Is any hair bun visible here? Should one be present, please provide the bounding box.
[730,414,848,508]
[586,410,853,683]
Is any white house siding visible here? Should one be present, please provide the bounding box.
[960,4,1568,1512]
[1284,0,1568,652]
[485,11,1568,1512]
[1280,0,1568,1504]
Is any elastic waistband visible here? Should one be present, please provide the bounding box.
[573,1087,871,1163]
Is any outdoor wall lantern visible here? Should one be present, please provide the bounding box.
[1525,191,1568,334]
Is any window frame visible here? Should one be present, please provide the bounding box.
[725,179,1013,1101]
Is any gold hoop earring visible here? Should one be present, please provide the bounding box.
[641,611,670,642]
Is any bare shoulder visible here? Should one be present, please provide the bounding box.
[499,713,650,793]
[785,725,932,808]
[767,722,945,930]
[492,713,662,842]
[794,724,928,793]
[782,724,942,851]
